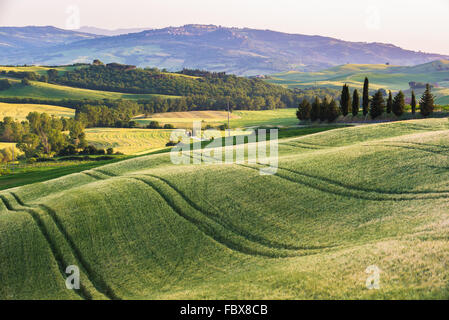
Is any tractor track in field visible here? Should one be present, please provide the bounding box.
[4,192,120,300]
[141,173,325,251]
[95,168,333,252]
[88,169,334,257]
[0,194,92,300]
[275,165,449,197]
[238,163,449,202]
[127,176,300,258]
[187,152,449,201]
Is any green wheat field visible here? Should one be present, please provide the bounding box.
[1,118,448,299]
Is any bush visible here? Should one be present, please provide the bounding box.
[147,121,161,129]
[26,157,37,164]
[163,124,175,129]
[107,148,114,155]
[58,145,78,156]
[166,141,178,147]
[21,78,31,86]
[0,79,11,91]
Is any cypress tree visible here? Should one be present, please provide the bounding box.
[340,84,350,116]
[392,91,405,117]
[419,84,434,117]
[327,99,340,122]
[411,90,416,115]
[296,99,311,121]
[362,77,370,116]
[386,91,393,114]
[370,90,385,119]
[319,98,329,122]
[352,89,359,116]
[310,96,320,122]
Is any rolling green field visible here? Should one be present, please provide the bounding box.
[85,128,174,155]
[0,78,180,101]
[135,109,299,128]
[1,118,449,299]
[267,60,449,104]
[0,102,75,121]
[0,65,84,76]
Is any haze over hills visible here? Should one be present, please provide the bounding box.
[76,26,151,36]
[0,24,448,75]
[0,26,99,51]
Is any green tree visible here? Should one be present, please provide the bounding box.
[352,89,359,116]
[319,98,329,122]
[419,84,434,117]
[370,90,385,119]
[47,69,59,79]
[310,97,320,122]
[340,84,351,116]
[17,134,40,158]
[392,91,405,117]
[296,99,311,121]
[0,79,11,91]
[386,91,393,114]
[327,99,340,122]
[362,77,370,116]
[411,90,417,115]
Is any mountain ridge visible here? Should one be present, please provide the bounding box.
[0,24,448,75]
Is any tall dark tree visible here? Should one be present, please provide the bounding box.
[296,99,311,121]
[310,96,321,122]
[386,91,393,114]
[411,90,416,115]
[340,84,351,116]
[327,99,340,122]
[362,77,370,116]
[319,98,329,122]
[352,89,360,116]
[370,90,385,119]
[392,91,405,117]
[419,84,434,117]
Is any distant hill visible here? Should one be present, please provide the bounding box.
[76,26,151,36]
[0,26,99,51]
[267,59,449,104]
[0,24,448,75]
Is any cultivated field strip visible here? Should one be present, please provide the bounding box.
[2,118,449,299]
[86,169,325,257]
[0,194,96,300]
[0,192,117,300]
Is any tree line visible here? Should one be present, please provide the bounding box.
[297,77,435,122]
[0,112,116,160]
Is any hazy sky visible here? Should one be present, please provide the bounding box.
[1,0,448,54]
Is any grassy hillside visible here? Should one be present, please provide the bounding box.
[85,128,173,155]
[0,102,75,121]
[1,118,449,299]
[0,65,83,76]
[267,60,449,104]
[135,109,298,128]
[0,78,180,101]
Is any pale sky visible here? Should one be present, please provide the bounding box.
[1,0,448,54]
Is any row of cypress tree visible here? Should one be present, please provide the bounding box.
[297,77,435,122]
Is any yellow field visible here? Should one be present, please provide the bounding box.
[134,110,241,128]
[0,102,75,121]
[0,65,80,76]
[85,128,173,155]
[0,142,21,155]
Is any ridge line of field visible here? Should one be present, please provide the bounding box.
[276,165,449,196]
[0,194,91,300]
[239,164,449,202]
[127,176,302,258]
[90,169,331,256]
[142,173,333,251]
[9,192,120,300]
